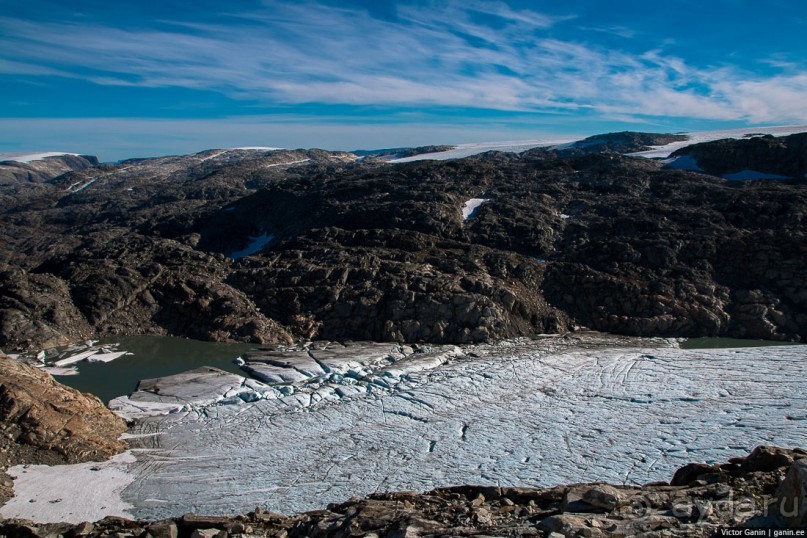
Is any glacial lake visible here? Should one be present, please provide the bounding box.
[53,335,258,403]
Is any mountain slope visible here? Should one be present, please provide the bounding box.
[0,136,805,350]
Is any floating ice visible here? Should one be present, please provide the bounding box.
[86,351,130,363]
[52,349,99,367]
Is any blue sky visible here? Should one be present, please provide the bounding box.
[2,0,807,161]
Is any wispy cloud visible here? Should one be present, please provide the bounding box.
[2,0,807,124]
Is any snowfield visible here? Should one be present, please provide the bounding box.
[3,337,804,523]
[389,138,579,162]
[0,151,80,163]
[390,125,807,162]
[627,125,807,159]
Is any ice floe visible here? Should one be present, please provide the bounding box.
[52,349,103,367]
[87,350,130,363]
[37,342,131,370]
[41,366,79,376]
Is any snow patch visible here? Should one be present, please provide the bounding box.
[200,148,283,162]
[200,151,226,162]
[462,198,490,220]
[265,158,310,168]
[229,233,275,259]
[70,178,96,193]
[722,169,790,180]
[0,451,136,524]
[663,155,703,172]
[0,152,79,163]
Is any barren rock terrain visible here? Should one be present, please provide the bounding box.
[0,356,127,505]
[1,132,806,351]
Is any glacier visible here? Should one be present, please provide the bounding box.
[2,336,805,523]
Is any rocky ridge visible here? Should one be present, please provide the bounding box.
[669,132,807,179]
[522,131,689,159]
[1,133,806,351]
[0,154,99,185]
[0,446,805,536]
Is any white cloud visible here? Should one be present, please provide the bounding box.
[1,0,807,124]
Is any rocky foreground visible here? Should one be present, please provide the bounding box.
[0,446,805,537]
[2,131,807,351]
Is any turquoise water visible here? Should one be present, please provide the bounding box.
[681,337,804,349]
[53,335,258,403]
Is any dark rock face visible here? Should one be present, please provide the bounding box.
[1,446,805,536]
[353,145,456,160]
[0,138,806,350]
[0,154,98,184]
[669,132,807,179]
[523,131,688,159]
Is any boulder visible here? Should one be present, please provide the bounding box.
[582,485,626,511]
[772,460,807,528]
[0,357,127,463]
